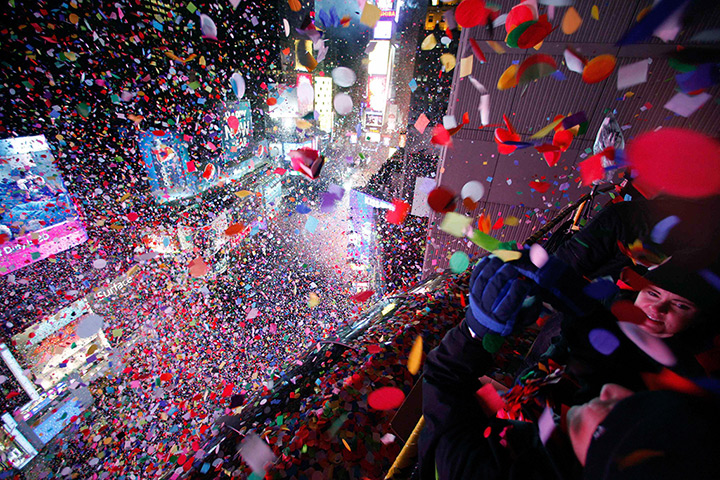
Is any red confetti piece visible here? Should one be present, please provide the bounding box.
[517,15,554,49]
[455,0,492,28]
[469,38,486,63]
[543,151,562,167]
[552,129,574,151]
[368,387,405,410]
[386,199,410,224]
[427,186,457,213]
[627,128,720,198]
[578,152,605,186]
[351,290,375,302]
[221,383,234,397]
[475,384,506,416]
[528,181,550,193]
[641,368,705,395]
[610,300,647,325]
[430,124,452,146]
[225,223,246,236]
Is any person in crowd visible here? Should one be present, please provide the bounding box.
[419,255,720,480]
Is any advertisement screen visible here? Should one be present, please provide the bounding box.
[138,130,198,203]
[0,135,87,275]
[31,395,85,444]
[222,100,253,163]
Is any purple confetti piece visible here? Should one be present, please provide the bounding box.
[588,328,620,355]
[650,215,680,244]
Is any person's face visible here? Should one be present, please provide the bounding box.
[633,285,698,338]
[567,383,634,465]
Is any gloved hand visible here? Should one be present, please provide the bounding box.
[509,245,595,317]
[466,256,540,338]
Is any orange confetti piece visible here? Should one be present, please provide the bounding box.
[407,336,423,375]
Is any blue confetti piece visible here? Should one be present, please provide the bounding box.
[699,269,720,291]
[408,78,418,92]
[305,215,319,233]
[583,279,618,300]
[588,328,620,355]
[551,70,567,81]
[152,20,164,31]
[650,215,680,244]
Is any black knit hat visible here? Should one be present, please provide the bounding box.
[583,389,720,480]
[621,261,720,313]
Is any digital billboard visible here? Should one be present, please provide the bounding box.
[222,100,254,163]
[12,298,111,390]
[0,135,87,275]
[138,130,198,203]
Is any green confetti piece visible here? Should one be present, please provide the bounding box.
[468,229,501,252]
[187,2,197,13]
[449,251,470,273]
[482,333,505,353]
[31,252,41,260]
[573,237,590,248]
[440,212,473,238]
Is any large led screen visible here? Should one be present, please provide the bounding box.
[0,135,87,275]
[138,130,198,203]
[222,100,254,163]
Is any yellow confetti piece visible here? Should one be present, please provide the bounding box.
[486,40,506,54]
[308,292,320,307]
[421,33,437,50]
[504,216,520,226]
[440,53,456,72]
[493,250,522,262]
[342,438,352,451]
[497,64,519,90]
[118,193,131,203]
[591,5,600,20]
[530,117,564,139]
[234,190,252,198]
[407,336,423,375]
[562,7,582,35]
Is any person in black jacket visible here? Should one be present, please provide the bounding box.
[419,255,720,480]
[553,195,720,281]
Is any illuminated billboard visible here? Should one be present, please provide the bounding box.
[0,135,87,275]
[368,75,388,113]
[367,40,391,76]
[374,20,393,39]
[12,298,111,390]
[222,100,253,163]
[142,227,182,254]
[138,130,198,203]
